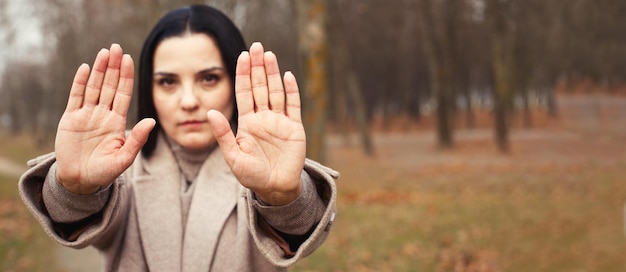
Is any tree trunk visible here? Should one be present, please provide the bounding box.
[328,0,374,156]
[346,71,374,156]
[331,73,351,146]
[521,88,533,129]
[400,0,421,121]
[295,0,329,162]
[417,0,456,148]
[546,87,559,118]
[463,85,475,129]
[488,0,513,153]
[492,42,512,152]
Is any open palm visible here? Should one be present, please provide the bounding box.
[208,43,306,206]
[55,44,155,194]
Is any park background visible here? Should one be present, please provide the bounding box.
[1,0,626,271]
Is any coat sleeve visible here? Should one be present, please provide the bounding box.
[251,170,325,235]
[18,152,130,250]
[244,158,339,267]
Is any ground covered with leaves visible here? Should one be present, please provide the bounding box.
[293,95,626,272]
[0,173,60,272]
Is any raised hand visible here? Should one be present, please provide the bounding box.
[207,42,306,205]
[55,44,155,194]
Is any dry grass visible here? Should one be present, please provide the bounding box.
[0,133,59,272]
[0,173,60,272]
[0,132,52,165]
[294,162,626,272]
[293,95,626,272]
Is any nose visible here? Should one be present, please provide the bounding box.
[180,84,199,111]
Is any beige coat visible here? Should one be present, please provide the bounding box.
[19,136,338,271]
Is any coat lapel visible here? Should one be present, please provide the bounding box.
[182,148,240,272]
[133,135,184,272]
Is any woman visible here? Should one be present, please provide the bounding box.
[19,5,337,272]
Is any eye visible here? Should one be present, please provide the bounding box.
[156,77,176,87]
[201,74,220,85]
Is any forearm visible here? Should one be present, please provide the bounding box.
[244,158,338,265]
[19,153,127,249]
[43,162,112,223]
[252,170,325,235]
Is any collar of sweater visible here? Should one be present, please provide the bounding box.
[165,136,215,183]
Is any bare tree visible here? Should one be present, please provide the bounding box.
[486,0,515,152]
[399,0,423,121]
[417,0,462,148]
[327,0,374,156]
[3,0,626,151]
[295,0,330,162]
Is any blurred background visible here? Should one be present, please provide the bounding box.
[1,0,625,271]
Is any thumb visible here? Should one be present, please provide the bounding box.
[207,110,238,159]
[120,118,156,161]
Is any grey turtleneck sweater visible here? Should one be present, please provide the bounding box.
[166,138,213,225]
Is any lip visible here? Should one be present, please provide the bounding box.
[178,120,207,128]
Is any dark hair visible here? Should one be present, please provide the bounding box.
[137,5,246,157]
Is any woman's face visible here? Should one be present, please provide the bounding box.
[152,33,234,151]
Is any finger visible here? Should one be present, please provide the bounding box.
[250,42,269,111]
[235,51,254,116]
[66,63,91,111]
[112,54,135,117]
[119,118,156,164]
[284,71,302,123]
[264,51,285,114]
[207,110,238,162]
[84,48,110,106]
[99,44,123,108]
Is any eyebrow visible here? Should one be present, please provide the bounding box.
[153,66,226,77]
[197,67,226,74]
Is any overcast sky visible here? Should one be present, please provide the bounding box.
[0,0,49,76]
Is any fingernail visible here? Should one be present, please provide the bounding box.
[251,42,263,49]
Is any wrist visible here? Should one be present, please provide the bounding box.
[256,181,303,206]
[56,174,100,195]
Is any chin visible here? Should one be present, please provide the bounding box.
[178,135,216,151]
